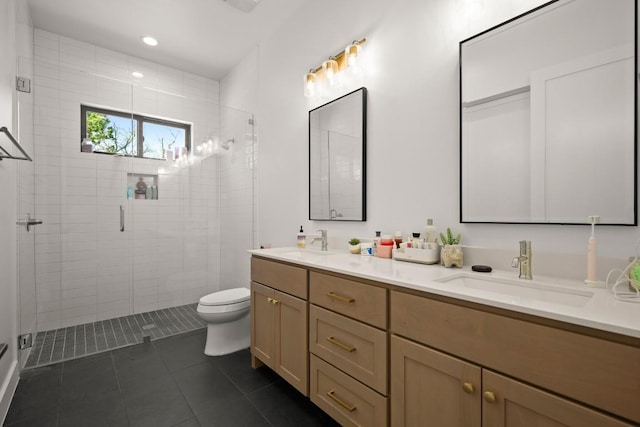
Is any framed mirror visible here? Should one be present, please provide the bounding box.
[460,0,636,225]
[309,87,367,221]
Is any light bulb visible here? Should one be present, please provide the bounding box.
[322,59,339,84]
[344,43,362,74]
[304,72,316,97]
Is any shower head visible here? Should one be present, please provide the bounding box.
[221,138,234,150]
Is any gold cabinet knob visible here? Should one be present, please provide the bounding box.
[462,382,474,394]
[483,391,496,404]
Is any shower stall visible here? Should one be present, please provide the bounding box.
[15,30,257,368]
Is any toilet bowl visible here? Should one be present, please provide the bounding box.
[196,287,251,356]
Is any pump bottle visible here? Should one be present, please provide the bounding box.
[297,226,306,248]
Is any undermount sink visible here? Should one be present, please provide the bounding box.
[435,273,594,307]
[267,247,337,259]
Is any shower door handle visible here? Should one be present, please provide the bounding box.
[120,205,125,232]
[16,213,43,232]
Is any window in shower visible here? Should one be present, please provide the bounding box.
[80,105,191,159]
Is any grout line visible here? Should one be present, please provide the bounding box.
[112,318,125,347]
[168,307,189,332]
[59,327,67,362]
[73,325,78,358]
[164,308,182,335]
[177,305,200,329]
[175,305,197,329]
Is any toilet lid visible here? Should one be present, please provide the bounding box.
[199,288,250,306]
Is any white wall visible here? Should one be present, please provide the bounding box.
[221,0,639,276]
[0,0,20,421]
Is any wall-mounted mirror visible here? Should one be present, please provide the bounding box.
[309,87,367,221]
[460,0,636,225]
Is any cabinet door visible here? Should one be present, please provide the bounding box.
[251,281,275,369]
[275,289,308,396]
[390,335,481,427]
[483,370,634,427]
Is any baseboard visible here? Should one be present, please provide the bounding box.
[0,360,19,426]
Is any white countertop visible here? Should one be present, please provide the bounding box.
[249,247,640,340]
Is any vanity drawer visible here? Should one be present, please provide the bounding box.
[390,290,640,424]
[309,271,387,329]
[310,354,388,427]
[251,257,307,299]
[310,305,387,394]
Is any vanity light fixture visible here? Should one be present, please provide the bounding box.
[303,38,366,98]
[141,36,158,46]
[131,71,144,79]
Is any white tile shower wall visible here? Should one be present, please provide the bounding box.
[33,29,221,331]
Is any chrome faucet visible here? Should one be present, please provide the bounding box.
[512,240,532,279]
[310,229,328,251]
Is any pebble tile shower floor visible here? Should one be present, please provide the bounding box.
[25,304,206,369]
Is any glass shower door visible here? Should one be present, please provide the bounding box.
[16,54,36,369]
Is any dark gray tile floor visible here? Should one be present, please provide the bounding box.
[25,304,205,369]
[4,329,339,427]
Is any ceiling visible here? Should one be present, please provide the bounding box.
[26,0,311,80]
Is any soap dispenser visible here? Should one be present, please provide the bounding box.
[422,219,437,243]
[297,226,306,248]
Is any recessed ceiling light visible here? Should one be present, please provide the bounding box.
[222,0,261,13]
[141,36,158,46]
[131,71,144,78]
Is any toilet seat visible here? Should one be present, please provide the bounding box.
[197,288,251,314]
[199,288,250,306]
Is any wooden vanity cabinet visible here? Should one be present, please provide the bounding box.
[390,290,639,426]
[250,256,639,426]
[250,258,308,395]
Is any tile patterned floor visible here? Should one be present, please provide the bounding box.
[4,329,339,427]
[25,304,206,369]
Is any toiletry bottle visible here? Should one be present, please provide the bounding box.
[412,233,421,249]
[373,231,381,255]
[297,226,306,248]
[127,185,134,199]
[423,219,437,243]
[81,138,93,153]
[394,231,403,249]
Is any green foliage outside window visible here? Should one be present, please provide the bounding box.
[85,112,136,155]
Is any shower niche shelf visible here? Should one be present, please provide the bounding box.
[127,173,158,200]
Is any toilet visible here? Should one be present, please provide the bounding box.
[196,287,251,356]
